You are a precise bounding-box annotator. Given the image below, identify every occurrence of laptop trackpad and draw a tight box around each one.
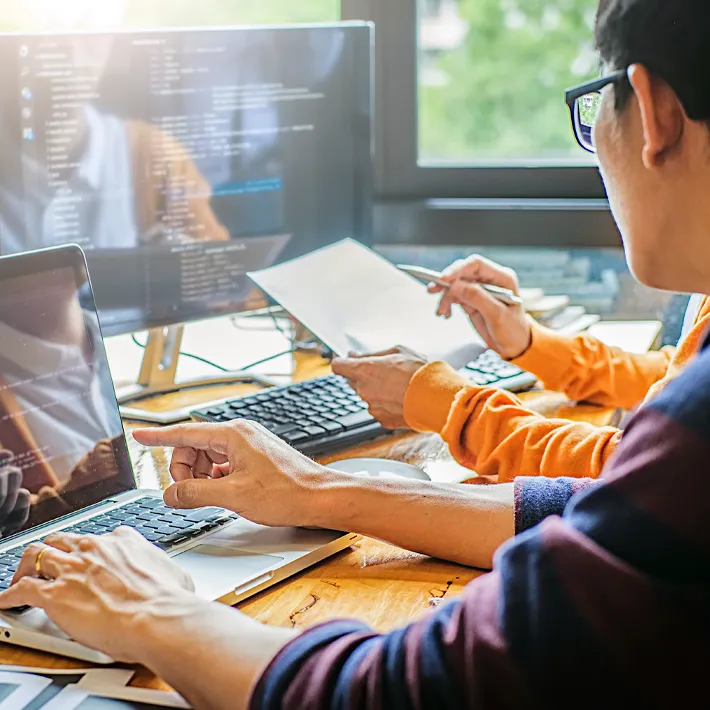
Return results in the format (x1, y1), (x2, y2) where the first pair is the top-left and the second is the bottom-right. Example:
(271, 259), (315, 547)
(173, 545), (283, 600)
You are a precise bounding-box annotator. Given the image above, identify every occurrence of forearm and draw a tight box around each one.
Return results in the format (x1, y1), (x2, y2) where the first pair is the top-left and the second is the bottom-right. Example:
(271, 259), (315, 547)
(445, 388), (622, 481)
(405, 362), (621, 481)
(136, 598), (295, 710)
(512, 321), (673, 408)
(315, 477), (515, 569)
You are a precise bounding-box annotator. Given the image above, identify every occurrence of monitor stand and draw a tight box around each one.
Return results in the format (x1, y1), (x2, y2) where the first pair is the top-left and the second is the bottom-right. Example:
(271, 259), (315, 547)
(116, 325), (274, 425)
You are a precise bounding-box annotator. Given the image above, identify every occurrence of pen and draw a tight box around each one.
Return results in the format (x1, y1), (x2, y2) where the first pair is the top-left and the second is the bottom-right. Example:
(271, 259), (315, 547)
(397, 264), (522, 307)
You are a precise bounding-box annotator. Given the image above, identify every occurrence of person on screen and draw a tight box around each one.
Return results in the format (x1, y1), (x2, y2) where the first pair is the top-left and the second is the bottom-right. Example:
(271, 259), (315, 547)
(0, 36), (229, 256)
(0, 268), (125, 528)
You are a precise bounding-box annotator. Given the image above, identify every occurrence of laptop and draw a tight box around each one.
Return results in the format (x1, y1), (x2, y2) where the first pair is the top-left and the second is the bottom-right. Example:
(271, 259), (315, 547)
(0, 245), (359, 663)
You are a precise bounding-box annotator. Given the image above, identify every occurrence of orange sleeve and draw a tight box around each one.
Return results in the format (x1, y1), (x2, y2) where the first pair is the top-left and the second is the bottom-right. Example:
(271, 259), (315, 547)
(403, 361), (620, 482)
(511, 320), (673, 409)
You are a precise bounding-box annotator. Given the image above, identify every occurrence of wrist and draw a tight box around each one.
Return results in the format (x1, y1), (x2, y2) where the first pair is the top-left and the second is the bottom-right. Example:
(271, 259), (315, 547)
(309, 470), (362, 529)
(132, 596), (294, 710)
(128, 591), (215, 667)
(501, 320), (533, 361)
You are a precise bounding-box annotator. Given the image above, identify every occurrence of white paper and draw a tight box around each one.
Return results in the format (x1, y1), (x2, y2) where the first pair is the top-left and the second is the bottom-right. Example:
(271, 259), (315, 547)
(249, 239), (485, 368)
(587, 320), (662, 354)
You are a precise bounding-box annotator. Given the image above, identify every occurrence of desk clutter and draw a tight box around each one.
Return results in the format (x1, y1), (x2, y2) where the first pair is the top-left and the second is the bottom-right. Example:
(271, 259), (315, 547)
(522, 291), (601, 334)
(0, 666), (188, 708)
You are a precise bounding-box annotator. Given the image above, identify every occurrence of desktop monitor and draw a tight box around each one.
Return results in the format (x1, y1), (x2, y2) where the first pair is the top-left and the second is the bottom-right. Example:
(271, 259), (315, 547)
(0, 23), (374, 337)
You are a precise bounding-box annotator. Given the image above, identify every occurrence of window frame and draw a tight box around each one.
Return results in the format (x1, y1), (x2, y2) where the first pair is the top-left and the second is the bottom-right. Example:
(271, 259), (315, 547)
(341, 0), (620, 248)
(343, 0), (607, 200)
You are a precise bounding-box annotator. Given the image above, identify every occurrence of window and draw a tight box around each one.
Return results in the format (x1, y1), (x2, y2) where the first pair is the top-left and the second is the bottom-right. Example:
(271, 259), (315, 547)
(0, 0), (340, 32)
(418, 0), (599, 164)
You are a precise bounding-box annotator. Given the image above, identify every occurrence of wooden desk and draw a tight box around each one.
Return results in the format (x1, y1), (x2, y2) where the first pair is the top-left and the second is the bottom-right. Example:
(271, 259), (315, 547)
(0, 351), (617, 689)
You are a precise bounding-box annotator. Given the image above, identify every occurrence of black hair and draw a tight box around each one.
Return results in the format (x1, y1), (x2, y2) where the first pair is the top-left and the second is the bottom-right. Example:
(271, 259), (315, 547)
(595, 0), (710, 127)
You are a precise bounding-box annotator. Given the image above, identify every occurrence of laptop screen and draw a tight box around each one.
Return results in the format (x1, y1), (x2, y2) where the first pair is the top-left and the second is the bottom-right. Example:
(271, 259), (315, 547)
(0, 246), (134, 541)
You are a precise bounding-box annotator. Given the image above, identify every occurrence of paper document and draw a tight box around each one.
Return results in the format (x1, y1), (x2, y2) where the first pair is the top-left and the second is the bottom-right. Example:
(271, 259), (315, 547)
(588, 320), (662, 354)
(249, 239), (485, 368)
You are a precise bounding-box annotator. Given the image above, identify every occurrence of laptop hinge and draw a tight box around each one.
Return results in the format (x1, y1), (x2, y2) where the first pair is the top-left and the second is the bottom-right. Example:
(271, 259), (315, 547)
(0, 494), (133, 547)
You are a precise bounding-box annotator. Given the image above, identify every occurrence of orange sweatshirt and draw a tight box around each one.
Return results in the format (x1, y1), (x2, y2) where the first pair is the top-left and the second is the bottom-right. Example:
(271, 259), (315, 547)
(403, 297), (710, 482)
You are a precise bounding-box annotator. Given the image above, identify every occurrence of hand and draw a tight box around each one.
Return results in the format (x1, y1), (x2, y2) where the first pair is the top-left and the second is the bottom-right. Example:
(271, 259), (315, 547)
(332, 346), (428, 429)
(0, 528), (198, 663)
(0, 450), (31, 539)
(430, 255), (532, 360)
(133, 421), (341, 527)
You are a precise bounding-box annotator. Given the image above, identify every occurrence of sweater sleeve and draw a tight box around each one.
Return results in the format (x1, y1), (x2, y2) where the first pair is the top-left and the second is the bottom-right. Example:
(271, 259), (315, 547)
(403, 362), (621, 482)
(514, 476), (598, 533)
(512, 320), (673, 409)
(250, 342), (710, 710)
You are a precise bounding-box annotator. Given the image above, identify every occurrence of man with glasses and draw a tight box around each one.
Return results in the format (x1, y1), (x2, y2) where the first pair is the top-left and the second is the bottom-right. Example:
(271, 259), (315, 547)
(2, 0), (710, 706)
(329, 71), (710, 485)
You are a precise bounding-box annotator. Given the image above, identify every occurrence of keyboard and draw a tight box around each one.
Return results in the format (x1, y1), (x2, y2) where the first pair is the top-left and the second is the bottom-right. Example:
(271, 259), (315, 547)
(0, 496), (237, 590)
(191, 375), (386, 457)
(461, 350), (537, 392)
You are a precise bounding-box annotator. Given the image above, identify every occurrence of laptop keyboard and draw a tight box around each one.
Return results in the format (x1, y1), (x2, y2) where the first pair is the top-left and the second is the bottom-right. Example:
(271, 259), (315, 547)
(0, 497), (238, 590)
(191, 374), (386, 457)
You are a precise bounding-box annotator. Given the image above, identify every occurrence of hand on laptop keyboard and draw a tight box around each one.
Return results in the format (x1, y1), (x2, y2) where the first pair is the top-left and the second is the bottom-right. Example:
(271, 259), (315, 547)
(0, 528), (196, 663)
(0, 497), (238, 591)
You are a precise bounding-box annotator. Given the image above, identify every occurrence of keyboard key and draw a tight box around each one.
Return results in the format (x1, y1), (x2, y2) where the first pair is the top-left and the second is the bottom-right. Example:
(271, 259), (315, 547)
(77, 525), (103, 535)
(111, 512), (134, 522)
(319, 420), (344, 433)
(90, 519), (115, 529)
(334, 411), (374, 430)
(264, 422), (299, 436)
(155, 526), (180, 536)
(163, 519), (194, 530)
(140, 520), (164, 530)
(185, 507), (225, 523)
(132, 525), (155, 535)
(332, 408), (350, 417)
(283, 430), (309, 445)
(163, 508), (191, 518)
(497, 366), (523, 378)
(302, 425), (326, 438)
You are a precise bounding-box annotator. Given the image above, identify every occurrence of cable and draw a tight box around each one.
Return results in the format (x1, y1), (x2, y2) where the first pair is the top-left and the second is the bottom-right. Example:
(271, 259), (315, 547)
(131, 333), (230, 372)
(240, 348), (296, 371)
(130, 334), (295, 373)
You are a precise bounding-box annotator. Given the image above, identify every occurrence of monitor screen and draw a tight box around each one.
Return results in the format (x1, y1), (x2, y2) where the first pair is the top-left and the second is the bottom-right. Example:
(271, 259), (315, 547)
(0, 24), (373, 335)
(0, 247), (134, 541)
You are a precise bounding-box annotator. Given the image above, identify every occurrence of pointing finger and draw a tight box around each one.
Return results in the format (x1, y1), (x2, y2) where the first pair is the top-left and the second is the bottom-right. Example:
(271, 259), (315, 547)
(134, 423), (230, 456)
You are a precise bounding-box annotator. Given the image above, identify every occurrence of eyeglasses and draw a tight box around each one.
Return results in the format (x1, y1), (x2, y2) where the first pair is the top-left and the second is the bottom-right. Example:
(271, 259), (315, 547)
(565, 69), (628, 153)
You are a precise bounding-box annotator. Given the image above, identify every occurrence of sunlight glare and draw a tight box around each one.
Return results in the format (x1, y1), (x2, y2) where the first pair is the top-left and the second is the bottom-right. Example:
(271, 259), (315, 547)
(26, 0), (126, 30)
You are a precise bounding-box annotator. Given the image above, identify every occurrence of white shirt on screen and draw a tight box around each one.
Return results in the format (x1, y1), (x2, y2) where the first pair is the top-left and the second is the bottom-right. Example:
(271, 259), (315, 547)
(0, 314), (122, 484)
